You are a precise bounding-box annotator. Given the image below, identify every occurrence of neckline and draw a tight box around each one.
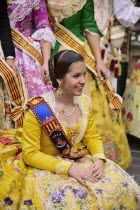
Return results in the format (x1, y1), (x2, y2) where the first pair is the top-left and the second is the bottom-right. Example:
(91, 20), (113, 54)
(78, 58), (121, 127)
(42, 91), (85, 129)
(54, 93), (83, 128)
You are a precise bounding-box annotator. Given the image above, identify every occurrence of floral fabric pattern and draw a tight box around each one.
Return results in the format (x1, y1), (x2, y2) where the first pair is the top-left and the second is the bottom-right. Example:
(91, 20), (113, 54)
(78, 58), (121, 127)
(0, 78), (13, 129)
(0, 131), (139, 209)
(122, 59), (140, 138)
(94, 0), (113, 35)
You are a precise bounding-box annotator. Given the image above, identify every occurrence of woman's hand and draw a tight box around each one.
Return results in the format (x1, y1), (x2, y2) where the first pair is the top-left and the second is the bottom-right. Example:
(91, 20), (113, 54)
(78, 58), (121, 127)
(41, 61), (49, 77)
(68, 164), (98, 186)
(96, 61), (109, 83)
(89, 159), (105, 180)
(42, 61), (52, 85)
(6, 58), (18, 75)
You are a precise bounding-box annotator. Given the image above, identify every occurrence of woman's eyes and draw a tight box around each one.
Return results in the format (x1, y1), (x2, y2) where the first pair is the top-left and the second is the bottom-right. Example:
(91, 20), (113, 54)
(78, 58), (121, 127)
(73, 74), (79, 78)
(73, 73), (86, 78)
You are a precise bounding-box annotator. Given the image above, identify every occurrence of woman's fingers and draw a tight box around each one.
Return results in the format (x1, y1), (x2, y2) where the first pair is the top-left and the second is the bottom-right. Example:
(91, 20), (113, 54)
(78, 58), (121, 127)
(90, 165), (98, 174)
(83, 173), (98, 183)
(92, 169), (104, 178)
(94, 172), (104, 180)
(89, 163), (95, 171)
(78, 178), (87, 187)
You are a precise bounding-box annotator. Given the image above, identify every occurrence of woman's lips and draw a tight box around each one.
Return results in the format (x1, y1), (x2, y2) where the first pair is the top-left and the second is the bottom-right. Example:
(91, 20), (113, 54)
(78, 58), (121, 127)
(75, 86), (83, 92)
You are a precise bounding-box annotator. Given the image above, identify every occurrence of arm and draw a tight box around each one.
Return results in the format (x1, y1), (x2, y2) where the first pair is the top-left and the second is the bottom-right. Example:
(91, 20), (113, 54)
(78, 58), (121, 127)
(31, 0), (56, 75)
(81, 0), (108, 81)
(113, 0), (140, 27)
(40, 40), (51, 76)
(0, 0), (18, 74)
(22, 111), (72, 179)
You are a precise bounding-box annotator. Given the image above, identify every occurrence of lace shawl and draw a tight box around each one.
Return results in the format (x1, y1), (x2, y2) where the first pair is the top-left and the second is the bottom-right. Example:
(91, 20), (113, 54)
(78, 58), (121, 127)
(9, 0), (40, 27)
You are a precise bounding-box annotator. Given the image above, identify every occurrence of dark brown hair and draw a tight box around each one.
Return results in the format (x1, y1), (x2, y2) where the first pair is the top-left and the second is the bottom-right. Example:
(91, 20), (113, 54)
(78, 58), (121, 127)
(48, 50), (84, 88)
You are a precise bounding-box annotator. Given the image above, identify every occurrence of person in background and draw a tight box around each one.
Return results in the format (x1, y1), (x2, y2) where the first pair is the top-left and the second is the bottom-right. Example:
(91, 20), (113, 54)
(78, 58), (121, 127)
(113, 0), (140, 27)
(0, 0), (17, 73)
(7, 0), (56, 98)
(0, 0), (18, 129)
(113, 0), (140, 96)
(0, 0), (56, 129)
(46, 0), (132, 169)
(116, 0), (140, 139)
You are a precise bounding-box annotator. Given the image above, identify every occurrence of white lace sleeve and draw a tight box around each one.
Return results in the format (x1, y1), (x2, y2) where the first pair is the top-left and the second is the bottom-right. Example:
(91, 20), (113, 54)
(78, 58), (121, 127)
(31, 28), (56, 48)
(113, 0), (140, 27)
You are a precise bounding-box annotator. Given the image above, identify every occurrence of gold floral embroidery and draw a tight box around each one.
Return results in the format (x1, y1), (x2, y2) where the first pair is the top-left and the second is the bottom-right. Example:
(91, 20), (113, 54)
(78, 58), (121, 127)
(48, 0), (86, 22)
(69, 130), (80, 143)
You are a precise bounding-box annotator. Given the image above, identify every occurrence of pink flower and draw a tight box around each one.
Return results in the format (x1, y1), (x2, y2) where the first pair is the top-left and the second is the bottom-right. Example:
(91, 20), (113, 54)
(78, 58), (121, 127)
(108, 150), (118, 161)
(110, 108), (115, 117)
(0, 135), (13, 145)
(121, 108), (126, 115)
(127, 112), (133, 121)
(15, 156), (20, 160)
(135, 63), (140, 71)
(13, 168), (20, 173)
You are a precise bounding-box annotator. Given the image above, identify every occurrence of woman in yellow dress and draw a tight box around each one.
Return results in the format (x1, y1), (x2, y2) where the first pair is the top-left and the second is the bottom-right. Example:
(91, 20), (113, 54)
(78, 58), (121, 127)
(0, 50), (139, 209)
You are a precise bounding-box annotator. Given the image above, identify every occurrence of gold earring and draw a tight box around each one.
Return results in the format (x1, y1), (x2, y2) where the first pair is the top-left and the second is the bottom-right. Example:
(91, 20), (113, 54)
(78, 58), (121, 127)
(56, 81), (63, 98)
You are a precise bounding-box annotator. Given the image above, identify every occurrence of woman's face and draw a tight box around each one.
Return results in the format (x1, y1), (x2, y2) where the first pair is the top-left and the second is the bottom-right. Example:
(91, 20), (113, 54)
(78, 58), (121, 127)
(60, 61), (86, 97)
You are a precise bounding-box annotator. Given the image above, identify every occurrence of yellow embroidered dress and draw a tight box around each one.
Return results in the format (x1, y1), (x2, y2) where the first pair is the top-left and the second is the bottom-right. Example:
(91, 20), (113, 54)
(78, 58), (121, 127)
(122, 59), (140, 138)
(0, 91), (140, 209)
(47, 0), (131, 169)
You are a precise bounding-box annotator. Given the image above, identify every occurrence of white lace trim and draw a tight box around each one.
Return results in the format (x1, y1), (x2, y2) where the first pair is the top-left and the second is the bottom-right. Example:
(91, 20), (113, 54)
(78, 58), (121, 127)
(60, 116), (82, 128)
(12, 0), (27, 4)
(41, 91), (91, 145)
(31, 28), (56, 49)
(9, 0), (40, 27)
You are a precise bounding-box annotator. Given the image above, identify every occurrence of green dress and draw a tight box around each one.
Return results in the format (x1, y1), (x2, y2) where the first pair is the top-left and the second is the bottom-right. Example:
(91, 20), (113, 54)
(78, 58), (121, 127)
(48, 0), (132, 169)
